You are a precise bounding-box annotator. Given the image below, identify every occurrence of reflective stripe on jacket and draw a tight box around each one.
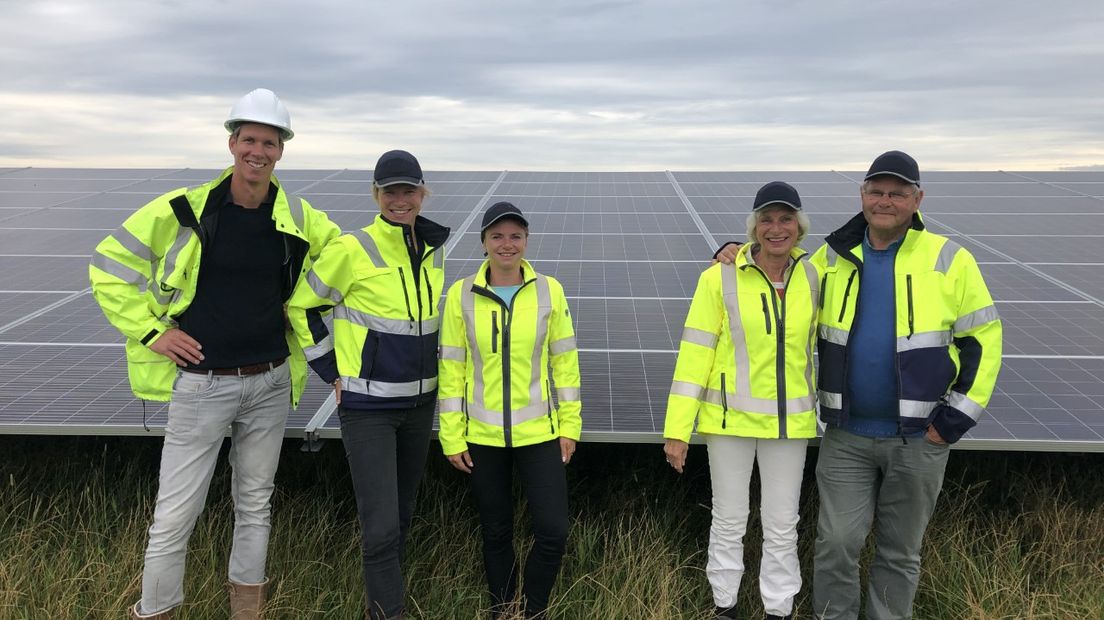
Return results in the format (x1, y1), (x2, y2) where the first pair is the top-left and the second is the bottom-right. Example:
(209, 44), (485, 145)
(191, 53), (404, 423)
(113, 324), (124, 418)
(287, 214), (448, 410)
(811, 212), (1003, 442)
(88, 167), (340, 404)
(663, 244), (821, 443)
(438, 260), (582, 454)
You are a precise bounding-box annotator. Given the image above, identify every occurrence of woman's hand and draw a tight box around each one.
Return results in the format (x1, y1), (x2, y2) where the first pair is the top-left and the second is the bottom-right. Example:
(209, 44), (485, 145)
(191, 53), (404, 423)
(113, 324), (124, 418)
(447, 450), (474, 474)
(560, 437), (577, 465)
(663, 439), (689, 474)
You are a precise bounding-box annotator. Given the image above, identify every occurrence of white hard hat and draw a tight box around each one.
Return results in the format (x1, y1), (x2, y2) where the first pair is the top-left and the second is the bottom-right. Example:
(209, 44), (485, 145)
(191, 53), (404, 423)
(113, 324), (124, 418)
(225, 88), (294, 141)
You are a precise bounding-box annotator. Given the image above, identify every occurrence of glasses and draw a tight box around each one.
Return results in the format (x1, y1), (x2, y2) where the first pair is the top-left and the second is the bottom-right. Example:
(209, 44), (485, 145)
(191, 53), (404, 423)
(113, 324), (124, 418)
(862, 188), (917, 203)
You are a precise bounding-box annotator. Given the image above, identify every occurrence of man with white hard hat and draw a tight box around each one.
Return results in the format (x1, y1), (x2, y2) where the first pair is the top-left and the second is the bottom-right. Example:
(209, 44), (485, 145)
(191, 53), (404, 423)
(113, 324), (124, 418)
(89, 88), (340, 619)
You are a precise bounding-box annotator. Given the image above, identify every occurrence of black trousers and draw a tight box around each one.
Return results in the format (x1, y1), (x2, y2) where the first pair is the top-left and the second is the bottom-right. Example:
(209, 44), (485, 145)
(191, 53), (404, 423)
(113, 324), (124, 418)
(468, 439), (570, 618)
(340, 401), (435, 620)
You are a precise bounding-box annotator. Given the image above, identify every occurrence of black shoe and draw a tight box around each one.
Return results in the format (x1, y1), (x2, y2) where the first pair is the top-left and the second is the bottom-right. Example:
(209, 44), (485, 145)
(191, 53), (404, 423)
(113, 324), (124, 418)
(714, 606), (738, 619)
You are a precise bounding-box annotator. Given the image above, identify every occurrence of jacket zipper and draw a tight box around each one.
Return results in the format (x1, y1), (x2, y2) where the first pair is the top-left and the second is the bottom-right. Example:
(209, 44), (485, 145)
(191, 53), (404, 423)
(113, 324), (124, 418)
(760, 293), (772, 334)
(423, 266), (433, 310)
(546, 379), (555, 434)
(775, 266), (795, 440)
(502, 302), (513, 447)
(365, 333), (380, 394)
(906, 274), (914, 338)
(491, 310), (499, 353)
(838, 270), (857, 322)
(397, 267), (415, 326)
(463, 381), (469, 436)
(720, 372), (729, 429)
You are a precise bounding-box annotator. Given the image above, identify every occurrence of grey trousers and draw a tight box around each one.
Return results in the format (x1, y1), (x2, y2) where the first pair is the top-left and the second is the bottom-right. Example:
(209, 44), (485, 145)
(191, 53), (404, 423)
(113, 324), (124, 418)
(139, 364), (291, 614)
(812, 426), (950, 620)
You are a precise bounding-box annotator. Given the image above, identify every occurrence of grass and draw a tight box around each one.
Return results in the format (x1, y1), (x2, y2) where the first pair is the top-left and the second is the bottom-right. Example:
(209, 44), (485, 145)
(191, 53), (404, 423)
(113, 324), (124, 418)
(0, 436), (1101, 619)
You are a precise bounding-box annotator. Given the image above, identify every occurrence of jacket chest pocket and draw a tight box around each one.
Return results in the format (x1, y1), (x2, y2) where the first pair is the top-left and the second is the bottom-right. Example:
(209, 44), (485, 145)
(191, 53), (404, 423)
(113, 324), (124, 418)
(354, 267), (406, 314)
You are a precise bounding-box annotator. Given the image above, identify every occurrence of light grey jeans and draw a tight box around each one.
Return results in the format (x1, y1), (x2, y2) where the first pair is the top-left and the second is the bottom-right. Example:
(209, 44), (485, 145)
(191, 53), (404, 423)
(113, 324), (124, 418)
(812, 426), (951, 620)
(138, 363), (290, 615)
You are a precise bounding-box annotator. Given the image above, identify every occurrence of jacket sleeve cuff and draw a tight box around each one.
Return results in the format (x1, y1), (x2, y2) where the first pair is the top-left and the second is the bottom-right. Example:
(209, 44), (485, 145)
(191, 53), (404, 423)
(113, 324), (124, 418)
(931, 403), (976, 444)
(712, 241), (742, 260)
(308, 351), (340, 385)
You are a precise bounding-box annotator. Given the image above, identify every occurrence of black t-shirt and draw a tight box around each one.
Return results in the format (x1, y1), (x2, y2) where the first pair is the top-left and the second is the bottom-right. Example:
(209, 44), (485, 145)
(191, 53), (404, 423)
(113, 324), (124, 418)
(177, 191), (290, 370)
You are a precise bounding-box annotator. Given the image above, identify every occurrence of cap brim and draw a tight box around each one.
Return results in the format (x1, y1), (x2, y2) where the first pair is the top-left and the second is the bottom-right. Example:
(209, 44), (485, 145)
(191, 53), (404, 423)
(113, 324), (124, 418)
(374, 177), (425, 188)
(481, 213), (529, 231)
(753, 200), (801, 211)
(864, 171), (919, 185)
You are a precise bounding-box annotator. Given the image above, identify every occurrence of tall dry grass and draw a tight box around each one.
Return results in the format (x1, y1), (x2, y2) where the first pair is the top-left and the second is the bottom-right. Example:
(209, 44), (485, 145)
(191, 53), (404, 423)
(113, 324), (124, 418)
(0, 437), (1100, 618)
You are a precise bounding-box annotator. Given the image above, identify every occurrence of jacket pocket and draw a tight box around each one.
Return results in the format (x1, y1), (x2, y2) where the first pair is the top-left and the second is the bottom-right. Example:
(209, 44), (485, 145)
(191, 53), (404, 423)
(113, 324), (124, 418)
(491, 310), (499, 353)
(838, 270), (857, 322)
(760, 293), (772, 334)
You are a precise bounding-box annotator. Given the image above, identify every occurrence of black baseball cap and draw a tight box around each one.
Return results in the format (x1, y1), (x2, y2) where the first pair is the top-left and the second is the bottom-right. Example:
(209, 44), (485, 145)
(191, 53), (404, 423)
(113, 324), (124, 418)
(373, 150), (424, 187)
(753, 181), (802, 211)
(865, 150), (920, 186)
(480, 201), (528, 236)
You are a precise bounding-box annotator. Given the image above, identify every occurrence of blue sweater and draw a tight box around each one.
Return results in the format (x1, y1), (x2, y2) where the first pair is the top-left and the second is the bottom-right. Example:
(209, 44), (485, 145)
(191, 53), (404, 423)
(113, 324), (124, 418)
(841, 230), (921, 437)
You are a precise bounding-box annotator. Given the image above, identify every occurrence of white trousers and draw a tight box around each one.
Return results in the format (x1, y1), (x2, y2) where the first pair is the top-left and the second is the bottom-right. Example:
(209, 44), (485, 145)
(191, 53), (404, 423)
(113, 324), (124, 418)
(704, 435), (809, 616)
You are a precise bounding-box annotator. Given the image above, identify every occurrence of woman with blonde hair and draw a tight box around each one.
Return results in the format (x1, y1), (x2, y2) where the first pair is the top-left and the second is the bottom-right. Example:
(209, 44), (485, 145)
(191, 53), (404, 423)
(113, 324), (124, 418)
(664, 181), (819, 620)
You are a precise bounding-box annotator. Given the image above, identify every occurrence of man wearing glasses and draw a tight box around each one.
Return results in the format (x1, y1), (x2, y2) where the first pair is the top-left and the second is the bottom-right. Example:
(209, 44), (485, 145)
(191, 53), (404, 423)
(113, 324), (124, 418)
(808, 151), (1002, 618)
(715, 150), (1002, 618)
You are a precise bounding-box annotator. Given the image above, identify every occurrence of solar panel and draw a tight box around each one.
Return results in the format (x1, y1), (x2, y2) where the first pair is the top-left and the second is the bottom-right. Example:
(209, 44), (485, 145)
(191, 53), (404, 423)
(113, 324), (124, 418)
(1, 167), (1102, 452)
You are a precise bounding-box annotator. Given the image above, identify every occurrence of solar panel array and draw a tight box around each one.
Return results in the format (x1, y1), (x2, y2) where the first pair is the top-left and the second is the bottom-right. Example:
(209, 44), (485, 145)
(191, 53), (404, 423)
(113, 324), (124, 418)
(2, 166), (1103, 452)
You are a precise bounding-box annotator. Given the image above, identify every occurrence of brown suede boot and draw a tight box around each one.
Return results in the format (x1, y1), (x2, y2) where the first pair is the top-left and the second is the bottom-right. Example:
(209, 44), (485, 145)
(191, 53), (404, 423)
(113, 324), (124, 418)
(128, 602), (174, 619)
(228, 578), (269, 619)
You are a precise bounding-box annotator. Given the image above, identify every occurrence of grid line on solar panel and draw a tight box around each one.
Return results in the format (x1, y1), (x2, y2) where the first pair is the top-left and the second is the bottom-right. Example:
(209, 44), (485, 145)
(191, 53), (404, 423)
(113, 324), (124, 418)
(1014, 171), (1104, 182)
(672, 172), (848, 182)
(503, 172), (670, 182)
(0, 256), (93, 291)
(922, 214), (1104, 306)
(492, 182), (678, 198)
(679, 182), (860, 198)
(5, 168), (179, 180)
(446, 232), (711, 262)
(445, 259), (701, 298)
(326, 170), (504, 182)
(981, 357), (1104, 442)
(489, 195), (687, 213)
(998, 301), (1104, 357)
(925, 213), (1104, 236)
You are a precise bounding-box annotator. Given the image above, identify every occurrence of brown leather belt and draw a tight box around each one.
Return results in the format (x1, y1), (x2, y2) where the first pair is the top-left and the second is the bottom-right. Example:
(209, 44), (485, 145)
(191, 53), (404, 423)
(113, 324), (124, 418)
(181, 358), (286, 377)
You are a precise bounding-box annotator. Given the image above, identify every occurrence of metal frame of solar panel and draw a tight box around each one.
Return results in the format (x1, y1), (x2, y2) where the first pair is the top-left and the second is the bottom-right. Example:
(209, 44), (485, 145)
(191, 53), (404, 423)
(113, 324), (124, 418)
(2, 167), (1103, 453)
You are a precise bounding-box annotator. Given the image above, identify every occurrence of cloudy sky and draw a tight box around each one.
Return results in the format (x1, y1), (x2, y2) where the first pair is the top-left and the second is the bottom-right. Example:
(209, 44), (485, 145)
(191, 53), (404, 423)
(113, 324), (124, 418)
(2, 0), (1101, 171)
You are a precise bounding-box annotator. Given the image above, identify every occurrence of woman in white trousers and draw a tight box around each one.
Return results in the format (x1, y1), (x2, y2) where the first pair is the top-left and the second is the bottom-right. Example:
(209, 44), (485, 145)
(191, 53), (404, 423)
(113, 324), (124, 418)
(663, 181), (821, 620)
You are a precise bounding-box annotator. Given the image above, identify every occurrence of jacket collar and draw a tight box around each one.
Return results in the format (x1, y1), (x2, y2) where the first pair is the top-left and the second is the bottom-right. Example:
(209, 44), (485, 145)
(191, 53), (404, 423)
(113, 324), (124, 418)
(473, 258), (536, 288)
(376, 213), (450, 248)
(734, 241), (808, 270)
(825, 210), (925, 256)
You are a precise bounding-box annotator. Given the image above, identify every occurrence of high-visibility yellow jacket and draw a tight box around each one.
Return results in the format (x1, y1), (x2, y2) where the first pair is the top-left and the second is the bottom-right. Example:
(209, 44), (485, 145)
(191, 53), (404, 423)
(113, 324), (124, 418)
(811, 212), (1003, 443)
(88, 167), (340, 404)
(287, 214), (449, 410)
(438, 260), (582, 454)
(664, 244), (821, 443)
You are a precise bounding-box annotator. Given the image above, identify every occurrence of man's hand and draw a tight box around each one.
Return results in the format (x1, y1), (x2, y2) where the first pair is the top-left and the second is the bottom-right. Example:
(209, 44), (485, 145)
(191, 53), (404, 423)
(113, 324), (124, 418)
(560, 437), (577, 464)
(925, 425), (947, 445)
(149, 328), (203, 366)
(714, 242), (741, 265)
(333, 378), (342, 405)
(447, 450), (474, 474)
(663, 439), (689, 474)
